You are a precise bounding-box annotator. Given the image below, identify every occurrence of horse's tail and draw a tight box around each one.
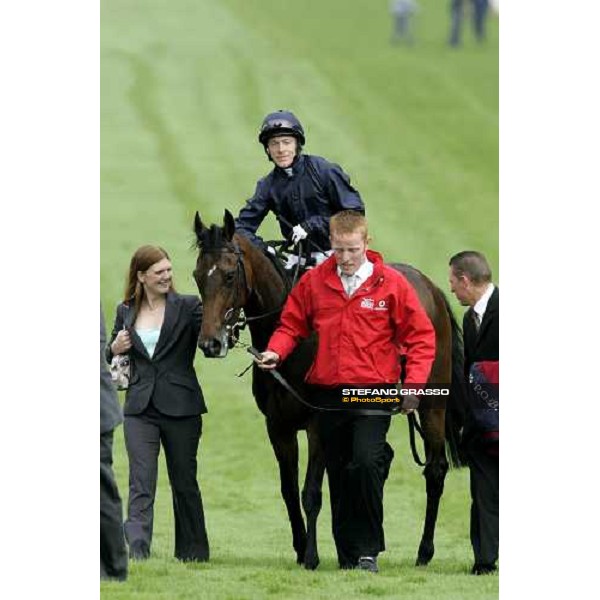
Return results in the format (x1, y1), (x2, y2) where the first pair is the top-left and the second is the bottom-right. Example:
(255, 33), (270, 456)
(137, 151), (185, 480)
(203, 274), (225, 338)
(441, 292), (468, 469)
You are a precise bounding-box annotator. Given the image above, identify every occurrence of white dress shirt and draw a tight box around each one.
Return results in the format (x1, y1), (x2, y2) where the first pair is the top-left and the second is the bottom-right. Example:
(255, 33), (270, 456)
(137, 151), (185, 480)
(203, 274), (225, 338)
(473, 283), (495, 323)
(337, 259), (374, 296)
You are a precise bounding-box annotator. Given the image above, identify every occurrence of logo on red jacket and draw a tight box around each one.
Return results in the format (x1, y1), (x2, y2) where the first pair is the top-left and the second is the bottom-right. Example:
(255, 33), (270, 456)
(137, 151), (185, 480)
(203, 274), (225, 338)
(360, 297), (375, 309)
(375, 299), (388, 311)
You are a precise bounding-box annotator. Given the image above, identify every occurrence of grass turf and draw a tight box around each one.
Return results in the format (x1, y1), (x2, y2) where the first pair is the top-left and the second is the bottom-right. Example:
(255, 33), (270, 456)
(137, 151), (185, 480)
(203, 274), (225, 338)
(101, 1), (498, 597)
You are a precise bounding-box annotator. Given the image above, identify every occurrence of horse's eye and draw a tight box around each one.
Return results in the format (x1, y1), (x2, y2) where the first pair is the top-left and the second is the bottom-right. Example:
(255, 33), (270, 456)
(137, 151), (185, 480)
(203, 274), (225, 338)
(225, 271), (236, 285)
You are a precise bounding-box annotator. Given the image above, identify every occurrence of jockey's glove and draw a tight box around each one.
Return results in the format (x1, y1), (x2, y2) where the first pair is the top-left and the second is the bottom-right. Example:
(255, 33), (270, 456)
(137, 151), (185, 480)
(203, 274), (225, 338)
(291, 224), (308, 244)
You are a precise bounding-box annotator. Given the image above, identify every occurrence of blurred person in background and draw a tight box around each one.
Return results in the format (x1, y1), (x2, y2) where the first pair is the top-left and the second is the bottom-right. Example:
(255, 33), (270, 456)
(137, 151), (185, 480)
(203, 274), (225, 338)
(449, 0), (489, 47)
(449, 251), (499, 575)
(100, 304), (128, 581)
(106, 245), (210, 562)
(235, 110), (364, 268)
(390, 0), (419, 45)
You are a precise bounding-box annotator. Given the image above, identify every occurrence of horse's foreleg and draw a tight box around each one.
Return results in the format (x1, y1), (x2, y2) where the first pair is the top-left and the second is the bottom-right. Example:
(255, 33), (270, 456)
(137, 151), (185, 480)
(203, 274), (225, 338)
(301, 421), (325, 570)
(266, 420), (307, 565)
(416, 409), (449, 566)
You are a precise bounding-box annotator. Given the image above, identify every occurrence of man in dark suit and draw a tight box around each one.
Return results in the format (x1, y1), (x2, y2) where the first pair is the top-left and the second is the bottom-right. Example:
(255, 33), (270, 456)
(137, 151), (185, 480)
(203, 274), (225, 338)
(100, 304), (128, 581)
(449, 251), (498, 575)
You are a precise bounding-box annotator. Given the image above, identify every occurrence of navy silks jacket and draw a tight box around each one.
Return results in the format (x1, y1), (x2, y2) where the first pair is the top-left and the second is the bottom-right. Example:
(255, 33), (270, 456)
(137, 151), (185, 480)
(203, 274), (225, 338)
(235, 154), (364, 251)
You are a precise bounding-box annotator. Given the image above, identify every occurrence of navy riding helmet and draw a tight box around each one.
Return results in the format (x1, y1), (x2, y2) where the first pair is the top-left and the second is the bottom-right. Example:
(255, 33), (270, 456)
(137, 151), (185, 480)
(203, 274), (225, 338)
(258, 110), (306, 148)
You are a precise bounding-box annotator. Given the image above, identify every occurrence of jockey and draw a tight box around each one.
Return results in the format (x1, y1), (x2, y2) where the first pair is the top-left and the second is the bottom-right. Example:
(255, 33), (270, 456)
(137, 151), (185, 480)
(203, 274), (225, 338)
(235, 110), (365, 269)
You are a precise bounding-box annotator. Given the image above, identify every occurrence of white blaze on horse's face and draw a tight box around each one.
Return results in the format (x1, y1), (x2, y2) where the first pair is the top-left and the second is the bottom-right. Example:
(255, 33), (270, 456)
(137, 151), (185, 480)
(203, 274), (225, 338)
(330, 230), (368, 276)
(266, 135), (297, 168)
(207, 265), (217, 277)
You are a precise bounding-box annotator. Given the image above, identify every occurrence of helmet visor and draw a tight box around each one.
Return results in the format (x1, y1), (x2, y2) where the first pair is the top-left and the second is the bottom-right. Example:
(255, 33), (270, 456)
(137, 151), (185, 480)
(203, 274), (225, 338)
(262, 118), (297, 131)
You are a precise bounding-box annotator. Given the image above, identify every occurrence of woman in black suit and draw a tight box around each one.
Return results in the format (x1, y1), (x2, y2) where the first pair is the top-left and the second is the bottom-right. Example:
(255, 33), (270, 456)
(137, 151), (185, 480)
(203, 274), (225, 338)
(107, 245), (209, 562)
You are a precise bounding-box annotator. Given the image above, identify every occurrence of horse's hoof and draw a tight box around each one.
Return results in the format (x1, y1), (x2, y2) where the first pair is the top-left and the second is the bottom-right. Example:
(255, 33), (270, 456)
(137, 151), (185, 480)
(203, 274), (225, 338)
(416, 543), (434, 566)
(303, 556), (320, 570)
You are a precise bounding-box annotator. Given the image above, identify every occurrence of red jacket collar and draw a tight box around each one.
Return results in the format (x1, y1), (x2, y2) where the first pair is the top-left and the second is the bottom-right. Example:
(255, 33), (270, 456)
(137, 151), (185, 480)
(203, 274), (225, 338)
(320, 249), (386, 287)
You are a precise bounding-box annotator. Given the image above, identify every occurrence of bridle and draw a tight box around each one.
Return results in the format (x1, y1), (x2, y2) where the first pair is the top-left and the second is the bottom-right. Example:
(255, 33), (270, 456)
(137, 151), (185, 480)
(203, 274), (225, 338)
(198, 240), (286, 349)
(198, 241), (248, 347)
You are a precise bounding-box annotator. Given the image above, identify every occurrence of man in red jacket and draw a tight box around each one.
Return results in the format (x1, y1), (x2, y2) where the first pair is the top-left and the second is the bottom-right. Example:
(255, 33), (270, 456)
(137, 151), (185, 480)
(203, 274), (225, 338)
(256, 210), (436, 573)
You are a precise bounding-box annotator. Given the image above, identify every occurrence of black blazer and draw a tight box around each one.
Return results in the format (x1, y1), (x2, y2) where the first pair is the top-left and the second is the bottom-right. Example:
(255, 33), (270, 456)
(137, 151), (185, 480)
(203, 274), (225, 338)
(462, 287), (499, 440)
(106, 292), (207, 417)
(463, 287), (499, 376)
(101, 304), (123, 434)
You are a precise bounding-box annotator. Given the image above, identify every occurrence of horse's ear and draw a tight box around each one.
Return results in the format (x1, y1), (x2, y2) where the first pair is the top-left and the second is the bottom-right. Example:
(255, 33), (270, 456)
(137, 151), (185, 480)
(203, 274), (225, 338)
(194, 211), (205, 239)
(223, 209), (235, 241)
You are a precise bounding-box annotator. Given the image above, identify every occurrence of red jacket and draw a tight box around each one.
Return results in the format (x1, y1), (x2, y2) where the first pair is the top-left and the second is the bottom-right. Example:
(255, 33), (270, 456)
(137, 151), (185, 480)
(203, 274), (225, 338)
(267, 250), (436, 386)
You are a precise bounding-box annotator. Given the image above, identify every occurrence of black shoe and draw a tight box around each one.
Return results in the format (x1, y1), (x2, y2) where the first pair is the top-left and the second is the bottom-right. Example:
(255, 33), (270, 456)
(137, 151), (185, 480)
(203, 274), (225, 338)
(129, 540), (150, 561)
(472, 563), (497, 575)
(357, 556), (379, 573)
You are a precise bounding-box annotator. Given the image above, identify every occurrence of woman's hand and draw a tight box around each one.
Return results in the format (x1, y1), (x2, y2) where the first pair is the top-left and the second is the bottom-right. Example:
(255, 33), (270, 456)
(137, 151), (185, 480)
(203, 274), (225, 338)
(112, 328), (132, 355)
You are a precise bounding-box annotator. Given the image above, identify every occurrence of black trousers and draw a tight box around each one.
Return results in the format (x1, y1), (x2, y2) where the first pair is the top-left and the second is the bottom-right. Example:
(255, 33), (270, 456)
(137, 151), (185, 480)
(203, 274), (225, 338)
(100, 431), (128, 580)
(467, 440), (499, 567)
(123, 403), (209, 561)
(317, 407), (394, 567)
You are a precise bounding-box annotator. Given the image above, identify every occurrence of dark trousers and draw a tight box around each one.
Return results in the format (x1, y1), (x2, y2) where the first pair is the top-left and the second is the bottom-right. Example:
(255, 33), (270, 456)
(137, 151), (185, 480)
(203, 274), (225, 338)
(100, 431), (128, 580)
(472, 0), (488, 40)
(123, 403), (209, 561)
(392, 14), (413, 44)
(467, 441), (499, 567)
(317, 409), (394, 567)
(450, 0), (488, 46)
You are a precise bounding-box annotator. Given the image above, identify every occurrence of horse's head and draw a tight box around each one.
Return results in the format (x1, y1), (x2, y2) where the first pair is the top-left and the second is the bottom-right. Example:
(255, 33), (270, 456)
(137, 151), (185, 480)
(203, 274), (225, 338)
(193, 209), (250, 358)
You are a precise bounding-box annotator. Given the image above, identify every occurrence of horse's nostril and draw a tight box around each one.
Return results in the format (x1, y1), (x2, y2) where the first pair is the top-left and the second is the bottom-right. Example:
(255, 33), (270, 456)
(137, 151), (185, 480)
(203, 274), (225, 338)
(199, 338), (222, 358)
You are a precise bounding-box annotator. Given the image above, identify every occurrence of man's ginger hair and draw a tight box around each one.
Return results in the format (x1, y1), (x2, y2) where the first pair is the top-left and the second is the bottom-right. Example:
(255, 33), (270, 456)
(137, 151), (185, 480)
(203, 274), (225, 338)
(329, 210), (369, 240)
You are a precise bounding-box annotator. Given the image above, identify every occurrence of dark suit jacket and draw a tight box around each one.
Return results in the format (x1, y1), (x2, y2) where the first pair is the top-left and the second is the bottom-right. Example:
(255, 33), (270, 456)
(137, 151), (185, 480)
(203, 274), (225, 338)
(101, 304), (124, 434)
(462, 287), (499, 441)
(106, 292), (207, 417)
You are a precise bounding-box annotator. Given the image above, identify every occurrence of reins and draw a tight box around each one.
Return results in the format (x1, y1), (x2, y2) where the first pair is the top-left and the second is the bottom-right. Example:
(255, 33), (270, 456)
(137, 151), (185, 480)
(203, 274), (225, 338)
(246, 345), (428, 465)
(408, 413), (426, 466)
(276, 214), (328, 254)
(245, 347), (393, 415)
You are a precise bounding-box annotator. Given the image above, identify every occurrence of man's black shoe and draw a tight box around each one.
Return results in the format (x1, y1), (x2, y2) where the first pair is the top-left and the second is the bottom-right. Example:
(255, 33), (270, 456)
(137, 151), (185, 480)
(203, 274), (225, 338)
(471, 563), (497, 575)
(357, 556), (379, 573)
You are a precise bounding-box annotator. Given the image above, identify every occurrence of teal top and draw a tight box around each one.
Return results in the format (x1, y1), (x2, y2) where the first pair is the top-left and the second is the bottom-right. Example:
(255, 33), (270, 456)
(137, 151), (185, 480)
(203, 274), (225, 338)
(136, 327), (161, 358)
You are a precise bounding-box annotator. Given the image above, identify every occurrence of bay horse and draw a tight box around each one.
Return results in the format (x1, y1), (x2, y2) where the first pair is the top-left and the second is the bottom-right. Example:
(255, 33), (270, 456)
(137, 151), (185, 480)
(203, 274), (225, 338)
(192, 209), (466, 570)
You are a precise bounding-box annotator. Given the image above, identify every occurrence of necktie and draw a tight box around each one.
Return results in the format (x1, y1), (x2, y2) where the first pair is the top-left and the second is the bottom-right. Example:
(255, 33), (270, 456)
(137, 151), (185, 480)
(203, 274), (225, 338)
(344, 274), (358, 297)
(473, 311), (481, 332)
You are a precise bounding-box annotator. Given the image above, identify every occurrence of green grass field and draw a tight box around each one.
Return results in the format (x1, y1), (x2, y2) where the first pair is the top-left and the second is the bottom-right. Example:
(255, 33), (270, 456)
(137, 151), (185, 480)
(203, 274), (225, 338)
(101, 1), (498, 598)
